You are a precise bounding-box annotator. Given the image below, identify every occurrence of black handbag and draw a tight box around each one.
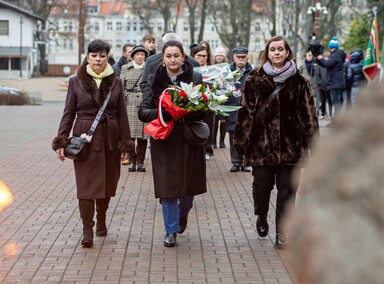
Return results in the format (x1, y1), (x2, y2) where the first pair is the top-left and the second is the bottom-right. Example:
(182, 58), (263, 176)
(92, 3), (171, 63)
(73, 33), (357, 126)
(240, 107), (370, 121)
(64, 136), (88, 160)
(64, 92), (111, 160)
(181, 120), (210, 146)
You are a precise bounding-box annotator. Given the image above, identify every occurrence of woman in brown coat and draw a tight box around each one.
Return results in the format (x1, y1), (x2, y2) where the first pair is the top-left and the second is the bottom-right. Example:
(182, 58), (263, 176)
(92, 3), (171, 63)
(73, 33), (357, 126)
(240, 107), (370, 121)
(234, 36), (319, 250)
(52, 39), (134, 248)
(138, 40), (206, 247)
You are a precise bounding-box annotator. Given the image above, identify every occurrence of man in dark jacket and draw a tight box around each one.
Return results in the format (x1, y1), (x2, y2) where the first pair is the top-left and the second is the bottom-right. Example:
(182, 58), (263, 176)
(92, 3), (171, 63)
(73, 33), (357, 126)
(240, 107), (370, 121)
(113, 43), (134, 77)
(228, 47), (253, 172)
(347, 49), (366, 107)
(317, 36), (346, 122)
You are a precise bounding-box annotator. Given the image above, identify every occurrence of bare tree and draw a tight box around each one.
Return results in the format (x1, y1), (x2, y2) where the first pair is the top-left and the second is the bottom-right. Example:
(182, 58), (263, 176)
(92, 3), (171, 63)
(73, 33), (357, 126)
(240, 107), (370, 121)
(184, 0), (201, 44)
(130, 0), (156, 34)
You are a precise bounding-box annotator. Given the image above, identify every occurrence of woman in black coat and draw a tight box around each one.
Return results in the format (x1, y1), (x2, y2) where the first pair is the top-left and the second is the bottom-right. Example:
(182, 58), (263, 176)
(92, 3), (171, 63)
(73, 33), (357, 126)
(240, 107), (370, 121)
(138, 40), (206, 247)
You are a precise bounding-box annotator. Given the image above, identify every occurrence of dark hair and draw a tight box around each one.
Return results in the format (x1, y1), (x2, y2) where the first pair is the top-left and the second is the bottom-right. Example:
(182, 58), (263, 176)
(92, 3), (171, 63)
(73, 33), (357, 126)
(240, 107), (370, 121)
(143, 34), (155, 42)
(162, 40), (185, 56)
(256, 36), (294, 71)
(198, 40), (213, 65)
(122, 43), (134, 52)
(192, 46), (212, 66)
(87, 39), (111, 55)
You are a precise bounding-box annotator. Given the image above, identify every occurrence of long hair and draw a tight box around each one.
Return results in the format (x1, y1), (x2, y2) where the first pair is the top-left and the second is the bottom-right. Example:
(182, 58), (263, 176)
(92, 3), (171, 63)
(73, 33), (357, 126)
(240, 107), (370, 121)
(198, 40), (213, 65)
(192, 46), (212, 66)
(256, 36), (294, 71)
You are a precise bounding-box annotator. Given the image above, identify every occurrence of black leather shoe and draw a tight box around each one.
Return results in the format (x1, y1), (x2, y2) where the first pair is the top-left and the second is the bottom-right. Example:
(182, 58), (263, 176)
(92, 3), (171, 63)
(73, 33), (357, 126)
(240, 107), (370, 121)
(96, 223), (107, 237)
(178, 215), (188, 234)
(137, 163), (146, 172)
(163, 233), (177, 247)
(213, 143), (217, 148)
(275, 233), (288, 250)
(81, 237), (93, 248)
(128, 162), (136, 172)
(230, 165), (240, 172)
(240, 166), (251, 172)
(219, 142), (226, 148)
(256, 214), (269, 237)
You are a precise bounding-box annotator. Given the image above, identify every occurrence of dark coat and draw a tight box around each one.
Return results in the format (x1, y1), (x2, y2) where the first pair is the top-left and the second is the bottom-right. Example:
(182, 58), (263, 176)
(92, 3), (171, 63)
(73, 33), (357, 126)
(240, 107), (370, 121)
(226, 62), (253, 132)
(347, 51), (366, 88)
(234, 68), (319, 166)
(112, 56), (128, 77)
(318, 49), (346, 91)
(138, 61), (207, 198)
(52, 63), (134, 199)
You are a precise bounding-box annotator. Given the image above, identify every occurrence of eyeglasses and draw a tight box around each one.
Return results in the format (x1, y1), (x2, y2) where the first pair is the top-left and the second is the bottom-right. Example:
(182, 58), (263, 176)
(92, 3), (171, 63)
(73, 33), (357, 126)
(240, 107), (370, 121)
(196, 54), (208, 58)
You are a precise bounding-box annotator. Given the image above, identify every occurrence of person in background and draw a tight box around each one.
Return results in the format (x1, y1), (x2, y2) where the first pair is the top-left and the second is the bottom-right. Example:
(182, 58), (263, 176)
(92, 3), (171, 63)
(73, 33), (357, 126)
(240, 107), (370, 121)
(192, 46), (215, 160)
(108, 50), (116, 66)
(316, 52), (332, 119)
(299, 51), (320, 115)
(199, 40), (214, 65)
(212, 45), (228, 148)
(234, 36), (319, 250)
(120, 45), (149, 171)
(113, 43), (134, 77)
(228, 47), (253, 172)
(317, 36), (346, 126)
(142, 34), (156, 57)
(52, 39), (134, 248)
(347, 48), (366, 108)
(138, 40), (206, 248)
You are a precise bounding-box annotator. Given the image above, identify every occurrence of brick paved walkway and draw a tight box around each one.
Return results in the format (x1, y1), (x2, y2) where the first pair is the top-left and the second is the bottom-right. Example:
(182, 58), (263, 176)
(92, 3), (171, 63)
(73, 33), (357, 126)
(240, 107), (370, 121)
(0, 79), (328, 283)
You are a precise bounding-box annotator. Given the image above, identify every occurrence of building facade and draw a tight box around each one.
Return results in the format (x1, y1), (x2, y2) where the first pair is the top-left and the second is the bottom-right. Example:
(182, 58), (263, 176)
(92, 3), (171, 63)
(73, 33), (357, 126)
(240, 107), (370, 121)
(0, 1), (44, 79)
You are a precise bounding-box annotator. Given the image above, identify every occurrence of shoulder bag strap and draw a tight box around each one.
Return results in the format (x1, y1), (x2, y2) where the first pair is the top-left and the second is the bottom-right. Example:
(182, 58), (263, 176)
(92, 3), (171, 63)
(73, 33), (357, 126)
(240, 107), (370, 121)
(254, 83), (285, 121)
(84, 91), (112, 142)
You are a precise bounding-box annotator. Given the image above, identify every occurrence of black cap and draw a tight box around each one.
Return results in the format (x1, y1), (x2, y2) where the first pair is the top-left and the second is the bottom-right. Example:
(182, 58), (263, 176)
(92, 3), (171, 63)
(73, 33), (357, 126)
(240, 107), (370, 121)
(131, 45), (148, 59)
(232, 47), (248, 56)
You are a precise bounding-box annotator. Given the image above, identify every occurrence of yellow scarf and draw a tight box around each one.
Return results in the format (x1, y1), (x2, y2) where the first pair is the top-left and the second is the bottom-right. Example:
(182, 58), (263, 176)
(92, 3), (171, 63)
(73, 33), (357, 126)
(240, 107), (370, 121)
(86, 63), (114, 88)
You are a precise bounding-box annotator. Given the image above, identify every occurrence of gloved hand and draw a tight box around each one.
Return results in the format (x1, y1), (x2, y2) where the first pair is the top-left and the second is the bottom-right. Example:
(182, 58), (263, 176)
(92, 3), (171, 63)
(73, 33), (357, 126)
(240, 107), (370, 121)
(183, 110), (206, 121)
(161, 107), (173, 122)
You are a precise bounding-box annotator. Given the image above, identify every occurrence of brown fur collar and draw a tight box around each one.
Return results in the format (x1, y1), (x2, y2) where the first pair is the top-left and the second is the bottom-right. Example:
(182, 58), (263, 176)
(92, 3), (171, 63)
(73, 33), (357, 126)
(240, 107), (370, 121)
(76, 63), (117, 106)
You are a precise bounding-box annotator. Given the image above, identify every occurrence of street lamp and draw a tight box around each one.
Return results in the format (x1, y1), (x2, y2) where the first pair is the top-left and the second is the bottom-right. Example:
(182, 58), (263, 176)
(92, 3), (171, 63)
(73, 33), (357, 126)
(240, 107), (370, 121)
(307, 1), (328, 39)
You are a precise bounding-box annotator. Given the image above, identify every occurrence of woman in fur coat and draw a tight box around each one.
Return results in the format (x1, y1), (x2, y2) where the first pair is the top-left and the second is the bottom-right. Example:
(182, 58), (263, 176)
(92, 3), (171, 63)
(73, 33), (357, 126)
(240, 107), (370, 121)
(52, 39), (134, 248)
(234, 36), (319, 250)
(138, 40), (206, 247)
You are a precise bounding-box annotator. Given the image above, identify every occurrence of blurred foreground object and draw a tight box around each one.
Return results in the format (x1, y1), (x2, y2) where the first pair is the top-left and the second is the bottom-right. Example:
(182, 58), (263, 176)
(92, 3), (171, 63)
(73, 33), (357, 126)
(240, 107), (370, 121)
(0, 180), (13, 211)
(287, 83), (384, 284)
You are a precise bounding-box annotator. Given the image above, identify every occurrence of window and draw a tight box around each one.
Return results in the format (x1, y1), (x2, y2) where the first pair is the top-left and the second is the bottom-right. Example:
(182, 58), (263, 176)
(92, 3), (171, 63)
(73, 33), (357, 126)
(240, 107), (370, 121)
(133, 21), (137, 32)
(0, 58), (8, 70)
(255, 23), (260, 31)
(68, 21), (73, 31)
(116, 22), (122, 31)
(0, 20), (9, 36)
(11, 58), (20, 70)
(126, 21), (131, 31)
(183, 21), (188, 32)
(95, 22), (100, 33)
(107, 22), (112, 31)
(116, 40), (122, 51)
(63, 21), (67, 31)
(63, 39), (67, 49)
(69, 39), (73, 50)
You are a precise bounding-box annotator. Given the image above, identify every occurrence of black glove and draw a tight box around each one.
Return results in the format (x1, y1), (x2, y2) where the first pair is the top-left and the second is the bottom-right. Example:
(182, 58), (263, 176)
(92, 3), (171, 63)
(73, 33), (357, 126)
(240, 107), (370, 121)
(184, 110), (206, 121)
(161, 107), (173, 122)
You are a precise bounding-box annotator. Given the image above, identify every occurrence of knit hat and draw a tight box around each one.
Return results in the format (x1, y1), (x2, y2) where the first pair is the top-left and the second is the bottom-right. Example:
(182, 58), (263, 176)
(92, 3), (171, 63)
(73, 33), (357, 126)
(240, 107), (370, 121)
(328, 36), (339, 49)
(214, 46), (227, 57)
(131, 45), (148, 59)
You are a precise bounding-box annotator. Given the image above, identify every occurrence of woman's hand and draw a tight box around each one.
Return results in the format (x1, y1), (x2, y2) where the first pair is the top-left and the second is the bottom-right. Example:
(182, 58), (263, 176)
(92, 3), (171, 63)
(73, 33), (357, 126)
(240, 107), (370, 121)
(56, 148), (65, 161)
(121, 152), (128, 162)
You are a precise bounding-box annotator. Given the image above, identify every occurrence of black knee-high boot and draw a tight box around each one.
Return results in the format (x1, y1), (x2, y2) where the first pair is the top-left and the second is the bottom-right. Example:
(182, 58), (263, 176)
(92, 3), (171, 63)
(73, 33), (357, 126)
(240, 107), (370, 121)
(95, 197), (110, 237)
(219, 121), (226, 148)
(79, 199), (95, 247)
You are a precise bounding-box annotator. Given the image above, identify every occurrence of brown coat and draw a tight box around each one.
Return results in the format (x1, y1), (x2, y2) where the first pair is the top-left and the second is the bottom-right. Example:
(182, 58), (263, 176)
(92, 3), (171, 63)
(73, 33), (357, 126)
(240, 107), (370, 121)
(52, 64), (134, 199)
(234, 68), (319, 166)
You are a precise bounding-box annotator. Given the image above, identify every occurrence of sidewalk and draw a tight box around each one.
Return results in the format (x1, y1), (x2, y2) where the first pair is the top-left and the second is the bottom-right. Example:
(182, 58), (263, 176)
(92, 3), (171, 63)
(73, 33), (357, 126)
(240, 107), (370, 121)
(0, 78), (330, 283)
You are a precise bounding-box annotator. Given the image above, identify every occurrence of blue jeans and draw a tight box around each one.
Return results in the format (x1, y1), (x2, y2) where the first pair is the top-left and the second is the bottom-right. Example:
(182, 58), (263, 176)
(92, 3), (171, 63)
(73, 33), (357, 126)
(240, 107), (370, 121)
(330, 89), (343, 117)
(161, 196), (194, 234)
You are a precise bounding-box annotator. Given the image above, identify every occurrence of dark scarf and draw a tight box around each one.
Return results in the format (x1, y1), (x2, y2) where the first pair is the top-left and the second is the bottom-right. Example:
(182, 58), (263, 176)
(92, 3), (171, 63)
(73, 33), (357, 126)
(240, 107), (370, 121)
(305, 60), (315, 77)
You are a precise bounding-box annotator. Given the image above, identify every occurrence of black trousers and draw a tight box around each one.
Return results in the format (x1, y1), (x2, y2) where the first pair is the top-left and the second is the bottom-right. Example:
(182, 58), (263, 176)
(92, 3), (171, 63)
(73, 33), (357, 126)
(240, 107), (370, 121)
(252, 165), (297, 233)
(128, 138), (148, 164)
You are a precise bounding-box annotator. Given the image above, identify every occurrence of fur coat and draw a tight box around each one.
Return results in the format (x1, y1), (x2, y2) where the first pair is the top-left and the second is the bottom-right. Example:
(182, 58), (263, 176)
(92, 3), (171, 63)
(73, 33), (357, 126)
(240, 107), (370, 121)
(52, 63), (134, 199)
(234, 68), (319, 166)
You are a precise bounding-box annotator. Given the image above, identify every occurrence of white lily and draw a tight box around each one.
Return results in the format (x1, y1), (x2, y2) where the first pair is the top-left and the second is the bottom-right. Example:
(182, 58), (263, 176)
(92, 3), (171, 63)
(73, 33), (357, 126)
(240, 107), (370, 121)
(180, 82), (201, 105)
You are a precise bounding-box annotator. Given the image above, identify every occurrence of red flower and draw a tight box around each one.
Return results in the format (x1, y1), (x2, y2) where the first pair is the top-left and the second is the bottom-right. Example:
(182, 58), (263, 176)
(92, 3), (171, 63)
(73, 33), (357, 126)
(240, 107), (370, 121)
(201, 93), (208, 102)
(179, 90), (187, 98)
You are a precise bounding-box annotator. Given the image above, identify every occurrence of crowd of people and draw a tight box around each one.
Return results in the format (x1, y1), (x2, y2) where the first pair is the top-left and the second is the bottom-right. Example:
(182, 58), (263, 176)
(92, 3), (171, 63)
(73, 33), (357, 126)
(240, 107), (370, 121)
(52, 31), (367, 251)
